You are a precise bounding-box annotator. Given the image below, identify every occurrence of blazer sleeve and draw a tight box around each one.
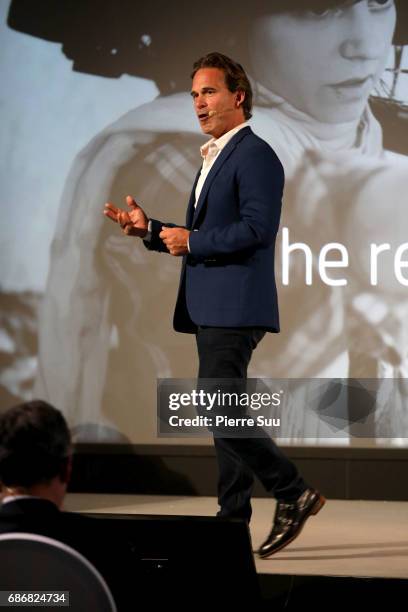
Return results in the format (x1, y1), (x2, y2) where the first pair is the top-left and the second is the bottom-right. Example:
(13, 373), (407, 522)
(188, 143), (284, 258)
(143, 219), (186, 254)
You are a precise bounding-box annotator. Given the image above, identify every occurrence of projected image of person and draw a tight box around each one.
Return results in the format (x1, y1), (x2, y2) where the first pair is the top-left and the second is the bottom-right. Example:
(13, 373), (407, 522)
(245, 0), (399, 385)
(34, 0), (408, 440)
(250, 0), (394, 168)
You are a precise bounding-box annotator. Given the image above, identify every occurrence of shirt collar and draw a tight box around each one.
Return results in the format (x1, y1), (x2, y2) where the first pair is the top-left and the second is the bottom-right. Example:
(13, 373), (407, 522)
(200, 122), (248, 159)
(2, 494), (43, 505)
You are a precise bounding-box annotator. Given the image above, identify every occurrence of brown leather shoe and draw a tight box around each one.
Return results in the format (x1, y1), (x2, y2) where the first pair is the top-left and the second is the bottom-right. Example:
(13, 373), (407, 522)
(258, 488), (326, 558)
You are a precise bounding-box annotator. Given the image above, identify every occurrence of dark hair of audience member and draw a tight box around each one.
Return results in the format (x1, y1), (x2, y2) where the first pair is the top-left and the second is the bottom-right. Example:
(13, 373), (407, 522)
(0, 400), (71, 488)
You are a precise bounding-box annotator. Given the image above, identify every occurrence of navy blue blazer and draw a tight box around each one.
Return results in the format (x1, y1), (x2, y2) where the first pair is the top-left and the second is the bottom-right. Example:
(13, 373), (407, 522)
(145, 126), (284, 333)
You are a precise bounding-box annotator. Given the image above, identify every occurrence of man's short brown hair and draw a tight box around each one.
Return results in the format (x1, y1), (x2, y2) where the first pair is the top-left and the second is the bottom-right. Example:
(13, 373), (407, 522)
(191, 52), (253, 120)
(0, 400), (71, 488)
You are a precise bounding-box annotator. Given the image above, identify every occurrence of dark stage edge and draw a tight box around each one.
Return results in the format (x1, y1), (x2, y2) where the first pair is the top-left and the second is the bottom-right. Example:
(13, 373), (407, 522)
(258, 574), (408, 607)
(64, 494), (408, 606)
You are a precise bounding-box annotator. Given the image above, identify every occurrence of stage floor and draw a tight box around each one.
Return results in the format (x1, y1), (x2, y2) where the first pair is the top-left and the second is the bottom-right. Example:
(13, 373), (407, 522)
(64, 494), (408, 580)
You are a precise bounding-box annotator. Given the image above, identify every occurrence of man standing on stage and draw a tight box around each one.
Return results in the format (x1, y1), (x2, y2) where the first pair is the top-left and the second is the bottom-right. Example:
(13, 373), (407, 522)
(104, 52), (325, 557)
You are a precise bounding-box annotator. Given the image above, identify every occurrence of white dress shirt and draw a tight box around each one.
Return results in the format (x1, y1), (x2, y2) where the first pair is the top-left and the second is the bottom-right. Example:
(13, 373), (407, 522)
(1, 494), (42, 505)
(194, 122), (248, 207)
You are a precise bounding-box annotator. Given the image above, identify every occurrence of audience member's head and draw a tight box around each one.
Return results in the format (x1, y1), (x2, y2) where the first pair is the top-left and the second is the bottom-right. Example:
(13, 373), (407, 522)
(0, 400), (72, 508)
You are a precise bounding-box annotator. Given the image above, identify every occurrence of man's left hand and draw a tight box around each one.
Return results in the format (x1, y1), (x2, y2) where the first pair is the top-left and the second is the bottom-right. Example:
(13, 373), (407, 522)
(159, 227), (190, 256)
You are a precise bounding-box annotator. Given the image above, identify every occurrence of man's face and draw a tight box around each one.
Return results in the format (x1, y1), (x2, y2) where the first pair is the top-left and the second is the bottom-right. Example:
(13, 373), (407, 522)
(249, 0), (396, 124)
(191, 67), (245, 138)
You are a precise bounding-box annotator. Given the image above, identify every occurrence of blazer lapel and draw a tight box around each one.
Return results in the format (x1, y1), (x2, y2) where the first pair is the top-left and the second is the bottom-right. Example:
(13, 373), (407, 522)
(186, 169), (201, 228)
(192, 126), (251, 227)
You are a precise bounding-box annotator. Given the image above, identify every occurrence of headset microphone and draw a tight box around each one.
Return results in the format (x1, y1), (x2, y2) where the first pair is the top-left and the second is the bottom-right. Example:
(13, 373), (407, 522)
(208, 108), (235, 117)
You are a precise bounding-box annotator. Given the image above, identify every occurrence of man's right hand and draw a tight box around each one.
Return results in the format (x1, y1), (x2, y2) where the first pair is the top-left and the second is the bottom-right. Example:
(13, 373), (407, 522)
(103, 195), (149, 238)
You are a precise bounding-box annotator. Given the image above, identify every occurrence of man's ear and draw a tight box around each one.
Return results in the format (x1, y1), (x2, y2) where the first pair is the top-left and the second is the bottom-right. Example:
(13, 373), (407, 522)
(236, 90), (245, 108)
(60, 454), (73, 484)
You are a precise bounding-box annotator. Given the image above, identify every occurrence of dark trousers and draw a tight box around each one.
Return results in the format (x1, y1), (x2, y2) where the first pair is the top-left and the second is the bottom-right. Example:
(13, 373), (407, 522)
(195, 326), (307, 521)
